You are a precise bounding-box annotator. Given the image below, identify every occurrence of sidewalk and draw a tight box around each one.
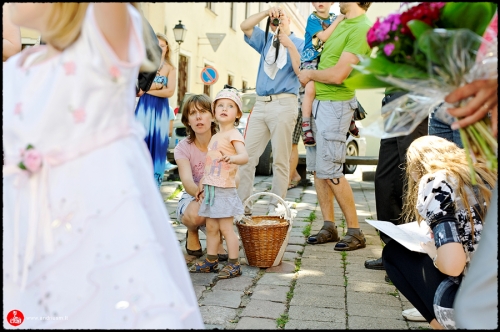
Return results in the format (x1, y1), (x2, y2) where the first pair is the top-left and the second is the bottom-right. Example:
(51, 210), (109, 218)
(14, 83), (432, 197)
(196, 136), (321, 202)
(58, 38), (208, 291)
(161, 166), (431, 329)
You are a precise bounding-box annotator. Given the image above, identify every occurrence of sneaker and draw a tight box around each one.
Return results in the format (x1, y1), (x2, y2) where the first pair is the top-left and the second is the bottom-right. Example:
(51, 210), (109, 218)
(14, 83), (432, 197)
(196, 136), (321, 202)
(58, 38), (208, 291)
(303, 130), (316, 146)
(348, 119), (360, 138)
(218, 262), (242, 279)
(189, 258), (219, 273)
(402, 308), (426, 322)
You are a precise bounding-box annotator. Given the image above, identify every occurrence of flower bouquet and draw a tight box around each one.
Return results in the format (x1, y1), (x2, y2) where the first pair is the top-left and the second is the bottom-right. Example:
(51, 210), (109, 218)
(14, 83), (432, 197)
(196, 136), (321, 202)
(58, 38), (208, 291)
(344, 2), (498, 183)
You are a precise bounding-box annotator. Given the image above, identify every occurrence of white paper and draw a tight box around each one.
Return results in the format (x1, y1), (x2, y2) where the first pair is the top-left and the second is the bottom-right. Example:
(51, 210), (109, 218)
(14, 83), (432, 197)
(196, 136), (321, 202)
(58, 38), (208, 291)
(365, 219), (432, 253)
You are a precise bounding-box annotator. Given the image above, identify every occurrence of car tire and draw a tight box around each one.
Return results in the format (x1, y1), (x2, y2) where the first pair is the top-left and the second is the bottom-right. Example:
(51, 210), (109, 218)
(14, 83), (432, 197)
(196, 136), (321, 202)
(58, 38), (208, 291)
(343, 141), (358, 175)
(256, 141), (273, 176)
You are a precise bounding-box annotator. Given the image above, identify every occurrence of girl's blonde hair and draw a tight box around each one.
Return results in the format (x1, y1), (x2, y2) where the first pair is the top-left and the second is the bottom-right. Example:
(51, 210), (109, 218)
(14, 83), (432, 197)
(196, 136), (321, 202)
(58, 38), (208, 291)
(402, 136), (497, 230)
(155, 32), (174, 68)
(42, 3), (158, 73)
(181, 94), (218, 143)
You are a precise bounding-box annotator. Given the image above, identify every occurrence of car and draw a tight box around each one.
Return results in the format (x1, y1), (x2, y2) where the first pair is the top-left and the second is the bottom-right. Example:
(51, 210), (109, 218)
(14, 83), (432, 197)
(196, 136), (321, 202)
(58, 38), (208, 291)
(167, 92), (366, 175)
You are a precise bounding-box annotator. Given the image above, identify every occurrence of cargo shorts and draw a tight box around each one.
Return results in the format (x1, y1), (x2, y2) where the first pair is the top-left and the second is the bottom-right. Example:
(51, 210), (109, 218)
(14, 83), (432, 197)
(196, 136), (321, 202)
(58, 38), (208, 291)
(306, 97), (357, 179)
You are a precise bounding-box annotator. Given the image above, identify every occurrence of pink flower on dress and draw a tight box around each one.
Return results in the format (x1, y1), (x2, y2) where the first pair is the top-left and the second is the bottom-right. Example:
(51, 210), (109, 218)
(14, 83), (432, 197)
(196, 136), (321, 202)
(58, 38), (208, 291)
(73, 108), (86, 123)
(63, 62), (76, 75)
(14, 103), (22, 115)
(18, 145), (42, 173)
(23, 149), (43, 172)
(109, 66), (121, 79)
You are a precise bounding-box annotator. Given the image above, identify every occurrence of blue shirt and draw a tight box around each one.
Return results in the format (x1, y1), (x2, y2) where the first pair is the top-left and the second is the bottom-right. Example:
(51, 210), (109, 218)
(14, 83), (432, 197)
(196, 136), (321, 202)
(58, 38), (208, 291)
(244, 26), (304, 96)
(301, 12), (336, 62)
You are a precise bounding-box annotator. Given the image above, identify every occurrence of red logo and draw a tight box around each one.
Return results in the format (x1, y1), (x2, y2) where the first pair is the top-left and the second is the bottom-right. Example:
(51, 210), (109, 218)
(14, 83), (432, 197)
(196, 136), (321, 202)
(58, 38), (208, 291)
(6, 310), (24, 326)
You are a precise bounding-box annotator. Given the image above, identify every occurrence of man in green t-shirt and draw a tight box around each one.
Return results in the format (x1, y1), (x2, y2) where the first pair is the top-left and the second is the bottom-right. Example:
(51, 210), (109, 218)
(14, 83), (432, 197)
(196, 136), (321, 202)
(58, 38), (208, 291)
(298, 2), (372, 251)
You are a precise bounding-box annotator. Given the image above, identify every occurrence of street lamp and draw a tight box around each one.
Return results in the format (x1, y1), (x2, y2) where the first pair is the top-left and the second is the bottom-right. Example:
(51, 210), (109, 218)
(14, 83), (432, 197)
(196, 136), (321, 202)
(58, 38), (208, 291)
(173, 20), (187, 46)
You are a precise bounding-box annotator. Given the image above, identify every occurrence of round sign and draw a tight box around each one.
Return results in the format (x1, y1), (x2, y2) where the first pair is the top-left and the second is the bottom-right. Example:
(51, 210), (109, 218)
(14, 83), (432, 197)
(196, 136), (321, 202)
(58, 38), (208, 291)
(200, 66), (218, 85)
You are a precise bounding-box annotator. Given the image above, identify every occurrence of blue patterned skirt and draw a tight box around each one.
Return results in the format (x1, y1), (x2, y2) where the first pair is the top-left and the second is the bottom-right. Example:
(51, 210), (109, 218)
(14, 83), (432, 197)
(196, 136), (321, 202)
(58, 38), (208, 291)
(135, 93), (171, 188)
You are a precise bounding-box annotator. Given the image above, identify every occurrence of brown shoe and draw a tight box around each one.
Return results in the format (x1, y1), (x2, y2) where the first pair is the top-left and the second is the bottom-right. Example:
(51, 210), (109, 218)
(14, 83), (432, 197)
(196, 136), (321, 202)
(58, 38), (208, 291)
(334, 229), (366, 251)
(307, 224), (340, 244)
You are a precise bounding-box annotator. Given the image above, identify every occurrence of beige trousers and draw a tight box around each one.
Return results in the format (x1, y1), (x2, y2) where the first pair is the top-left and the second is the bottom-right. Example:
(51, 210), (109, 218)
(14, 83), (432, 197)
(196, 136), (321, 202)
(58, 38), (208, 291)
(237, 95), (298, 211)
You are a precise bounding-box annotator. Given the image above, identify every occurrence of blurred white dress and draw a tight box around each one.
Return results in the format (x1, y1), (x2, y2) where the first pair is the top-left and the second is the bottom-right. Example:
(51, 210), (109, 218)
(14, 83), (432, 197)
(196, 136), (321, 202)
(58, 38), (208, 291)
(2, 4), (204, 329)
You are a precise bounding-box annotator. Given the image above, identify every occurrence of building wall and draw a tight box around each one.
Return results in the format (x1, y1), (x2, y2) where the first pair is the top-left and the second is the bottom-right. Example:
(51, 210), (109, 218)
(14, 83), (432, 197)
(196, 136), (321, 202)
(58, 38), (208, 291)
(19, 2), (402, 155)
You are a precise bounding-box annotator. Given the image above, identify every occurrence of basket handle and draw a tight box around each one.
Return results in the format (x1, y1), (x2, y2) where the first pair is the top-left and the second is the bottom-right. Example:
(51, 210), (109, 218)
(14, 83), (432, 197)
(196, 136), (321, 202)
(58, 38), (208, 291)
(242, 192), (291, 220)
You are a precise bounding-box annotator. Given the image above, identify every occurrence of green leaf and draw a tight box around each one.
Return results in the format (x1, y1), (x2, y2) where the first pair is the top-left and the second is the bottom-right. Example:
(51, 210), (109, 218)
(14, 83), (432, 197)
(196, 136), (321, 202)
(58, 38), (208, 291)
(26, 144), (34, 150)
(407, 20), (433, 40)
(358, 56), (429, 80)
(440, 3), (497, 36)
(344, 72), (393, 90)
(18, 162), (27, 170)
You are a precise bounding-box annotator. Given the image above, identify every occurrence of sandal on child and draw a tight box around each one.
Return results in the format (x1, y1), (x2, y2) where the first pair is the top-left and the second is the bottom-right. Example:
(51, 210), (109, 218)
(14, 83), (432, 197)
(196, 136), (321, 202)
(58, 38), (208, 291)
(307, 224), (340, 244)
(334, 229), (366, 251)
(218, 262), (242, 279)
(189, 258), (219, 273)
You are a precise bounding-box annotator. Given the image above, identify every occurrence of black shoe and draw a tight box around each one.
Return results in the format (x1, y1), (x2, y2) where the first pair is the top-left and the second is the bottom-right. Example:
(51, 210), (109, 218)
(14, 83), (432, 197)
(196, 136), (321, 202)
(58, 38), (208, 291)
(364, 257), (385, 270)
(185, 232), (203, 257)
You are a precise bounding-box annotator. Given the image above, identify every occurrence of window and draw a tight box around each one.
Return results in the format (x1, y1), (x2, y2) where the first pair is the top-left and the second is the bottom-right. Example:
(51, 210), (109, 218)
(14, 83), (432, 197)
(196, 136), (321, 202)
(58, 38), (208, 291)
(228, 75), (234, 88)
(177, 54), (189, 107)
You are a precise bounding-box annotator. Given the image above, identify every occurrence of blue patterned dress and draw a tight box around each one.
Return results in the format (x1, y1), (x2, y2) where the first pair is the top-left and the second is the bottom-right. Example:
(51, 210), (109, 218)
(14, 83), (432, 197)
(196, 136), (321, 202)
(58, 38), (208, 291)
(135, 74), (171, 188)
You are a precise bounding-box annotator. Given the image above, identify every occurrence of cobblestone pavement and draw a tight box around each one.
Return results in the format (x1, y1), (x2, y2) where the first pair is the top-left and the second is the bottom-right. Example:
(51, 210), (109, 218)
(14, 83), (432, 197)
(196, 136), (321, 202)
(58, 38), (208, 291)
(160, 166), (431, 330)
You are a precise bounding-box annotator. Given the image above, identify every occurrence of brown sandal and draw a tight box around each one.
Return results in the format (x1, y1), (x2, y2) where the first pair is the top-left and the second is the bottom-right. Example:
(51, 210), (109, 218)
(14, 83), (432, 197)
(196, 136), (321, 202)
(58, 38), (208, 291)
(307, 224), (340, 244)
(334, 229), (366, 251)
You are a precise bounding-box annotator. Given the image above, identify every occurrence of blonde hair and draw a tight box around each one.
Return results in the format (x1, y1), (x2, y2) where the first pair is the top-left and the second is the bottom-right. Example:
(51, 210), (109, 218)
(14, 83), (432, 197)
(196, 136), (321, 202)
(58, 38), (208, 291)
(42, 3), (158, 73)
(402, 136), (497, 231)
(155, 32), (174, 68)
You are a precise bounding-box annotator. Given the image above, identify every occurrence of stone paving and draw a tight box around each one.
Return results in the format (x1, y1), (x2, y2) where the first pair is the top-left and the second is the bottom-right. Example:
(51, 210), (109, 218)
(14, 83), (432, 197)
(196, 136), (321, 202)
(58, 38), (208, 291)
(160, 166), (431, 330)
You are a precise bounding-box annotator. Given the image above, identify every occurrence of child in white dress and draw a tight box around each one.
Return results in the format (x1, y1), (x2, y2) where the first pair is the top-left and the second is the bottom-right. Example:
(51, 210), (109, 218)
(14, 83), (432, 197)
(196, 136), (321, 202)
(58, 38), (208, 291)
(190, 87), (249, 279)
(2, 3), (203, 329)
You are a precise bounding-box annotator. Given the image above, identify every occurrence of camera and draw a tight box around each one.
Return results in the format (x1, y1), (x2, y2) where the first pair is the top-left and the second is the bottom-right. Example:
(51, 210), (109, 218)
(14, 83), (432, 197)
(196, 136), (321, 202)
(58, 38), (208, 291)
(272, 18), (280, 26)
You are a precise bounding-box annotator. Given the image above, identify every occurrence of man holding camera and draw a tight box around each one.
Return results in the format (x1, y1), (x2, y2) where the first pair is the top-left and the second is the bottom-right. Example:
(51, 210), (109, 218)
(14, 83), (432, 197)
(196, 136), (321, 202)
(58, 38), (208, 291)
(298, 3), (372, 250)
(238, 6), (304, 213)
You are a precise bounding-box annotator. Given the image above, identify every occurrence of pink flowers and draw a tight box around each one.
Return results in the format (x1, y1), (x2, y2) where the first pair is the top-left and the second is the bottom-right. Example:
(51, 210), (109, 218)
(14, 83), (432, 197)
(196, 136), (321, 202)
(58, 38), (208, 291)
(73, 108), (86, 123)
(63, 62), (76, 75)
(109, 66), (121, 80)
(383, 43), (395, 56)
(18, 145), (42, 173)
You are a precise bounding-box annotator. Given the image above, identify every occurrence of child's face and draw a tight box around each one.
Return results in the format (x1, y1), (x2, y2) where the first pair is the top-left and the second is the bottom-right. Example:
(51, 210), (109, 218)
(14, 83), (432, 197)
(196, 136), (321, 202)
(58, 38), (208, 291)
(8, 3), (51, 31)
(312, 2), (334, 15)
(214, 98), (240, 125)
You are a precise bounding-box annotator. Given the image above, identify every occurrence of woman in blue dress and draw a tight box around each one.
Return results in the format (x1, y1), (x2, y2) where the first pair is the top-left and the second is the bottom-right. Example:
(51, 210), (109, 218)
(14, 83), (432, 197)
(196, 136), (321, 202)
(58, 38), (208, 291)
(135, 32), (177, 188)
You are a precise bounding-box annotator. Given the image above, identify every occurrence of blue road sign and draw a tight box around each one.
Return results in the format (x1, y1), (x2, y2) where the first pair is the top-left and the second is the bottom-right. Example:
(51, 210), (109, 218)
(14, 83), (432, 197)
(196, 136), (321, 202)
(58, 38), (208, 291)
(200, 66), (218, 85)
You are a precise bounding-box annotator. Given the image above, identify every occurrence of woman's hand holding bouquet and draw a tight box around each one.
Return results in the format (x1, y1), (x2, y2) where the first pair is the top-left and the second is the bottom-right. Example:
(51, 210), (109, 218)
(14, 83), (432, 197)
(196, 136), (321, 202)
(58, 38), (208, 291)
(344, 2), (498, 184)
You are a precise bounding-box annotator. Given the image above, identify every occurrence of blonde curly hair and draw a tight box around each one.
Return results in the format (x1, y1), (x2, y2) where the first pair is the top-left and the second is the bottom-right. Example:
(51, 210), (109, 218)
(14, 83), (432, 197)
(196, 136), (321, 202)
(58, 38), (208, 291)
(402, 136), (497, 232)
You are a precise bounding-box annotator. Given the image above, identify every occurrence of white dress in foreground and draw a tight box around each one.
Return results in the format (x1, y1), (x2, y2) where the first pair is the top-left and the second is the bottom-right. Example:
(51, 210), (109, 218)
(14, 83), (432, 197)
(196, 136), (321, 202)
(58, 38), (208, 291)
(2, 4), (204, 329)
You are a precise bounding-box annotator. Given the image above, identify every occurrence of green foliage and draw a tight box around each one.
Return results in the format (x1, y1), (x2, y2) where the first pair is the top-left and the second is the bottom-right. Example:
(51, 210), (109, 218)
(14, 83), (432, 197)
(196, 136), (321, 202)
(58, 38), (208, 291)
(276, 314), (289, 328)
(440, 2), (497, 37)
(302, 224), (311, 237)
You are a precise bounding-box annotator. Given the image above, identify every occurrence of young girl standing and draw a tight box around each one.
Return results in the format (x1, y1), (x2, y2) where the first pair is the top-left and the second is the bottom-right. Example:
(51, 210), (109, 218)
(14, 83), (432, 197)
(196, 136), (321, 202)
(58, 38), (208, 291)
(190, 87), (248, 279)
(3, 3), (203, 329)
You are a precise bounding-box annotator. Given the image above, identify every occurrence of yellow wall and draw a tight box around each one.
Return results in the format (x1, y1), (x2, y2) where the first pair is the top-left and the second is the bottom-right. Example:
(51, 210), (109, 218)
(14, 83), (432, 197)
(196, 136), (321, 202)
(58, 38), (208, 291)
(20, 2), (402, 155)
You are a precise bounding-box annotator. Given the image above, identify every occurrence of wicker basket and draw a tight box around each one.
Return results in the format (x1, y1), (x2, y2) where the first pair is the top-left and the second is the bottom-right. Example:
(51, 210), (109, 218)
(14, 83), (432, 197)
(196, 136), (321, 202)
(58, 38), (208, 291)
(237, 192), (291, 268)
